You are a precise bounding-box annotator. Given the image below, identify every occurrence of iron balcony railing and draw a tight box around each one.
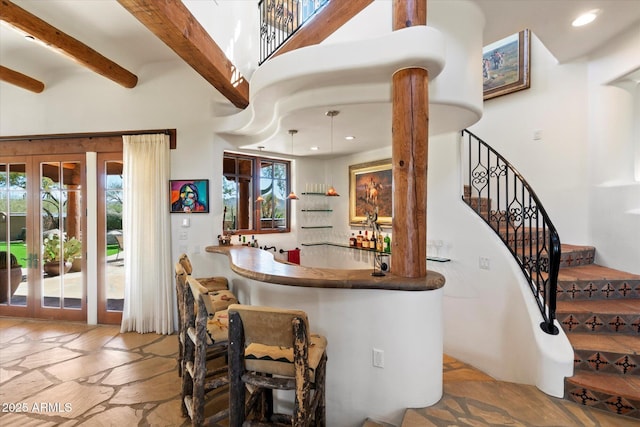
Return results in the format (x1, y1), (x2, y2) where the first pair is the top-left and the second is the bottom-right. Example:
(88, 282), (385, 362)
(461, 129), (561, 335)
(258, 0), (329, 64)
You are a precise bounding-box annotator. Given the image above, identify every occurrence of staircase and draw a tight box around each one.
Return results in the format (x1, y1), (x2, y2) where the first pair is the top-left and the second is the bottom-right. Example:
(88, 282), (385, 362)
(557, 244), (640, 420)
(460, 130), (640, 421)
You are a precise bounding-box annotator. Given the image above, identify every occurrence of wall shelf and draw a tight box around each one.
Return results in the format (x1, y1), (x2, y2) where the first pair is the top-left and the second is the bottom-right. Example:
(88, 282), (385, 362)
(301, 241), (391, 255)
(300, 226), (333, 229)
(301, 209), (333, 212)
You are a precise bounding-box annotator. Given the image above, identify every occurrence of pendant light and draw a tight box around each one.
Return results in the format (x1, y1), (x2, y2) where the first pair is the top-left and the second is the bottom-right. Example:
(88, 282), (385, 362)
(325, 110), (340, 196)
(256, 146), (265, 202)
(287, 129), (299, 200)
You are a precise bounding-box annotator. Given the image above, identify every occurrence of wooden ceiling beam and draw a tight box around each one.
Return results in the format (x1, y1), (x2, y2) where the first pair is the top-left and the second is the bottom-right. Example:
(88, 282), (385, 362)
(0, 65), (44, 93)
(271, 0), (374, 58)
(0, 0), (138, 88)
(117, 0), (250, 109)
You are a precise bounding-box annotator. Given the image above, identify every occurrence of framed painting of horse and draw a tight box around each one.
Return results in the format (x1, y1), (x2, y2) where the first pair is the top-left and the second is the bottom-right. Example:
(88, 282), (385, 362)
(349, 159), (392, 227)
(483, 29), (530, 100)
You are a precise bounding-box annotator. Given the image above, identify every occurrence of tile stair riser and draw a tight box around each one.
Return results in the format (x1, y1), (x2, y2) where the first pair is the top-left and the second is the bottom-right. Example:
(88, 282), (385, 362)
(564, 379), (640, 420)
(573, 349), (640, 377)
(559, 312), (640, 335)
(557, 279), (640, 301)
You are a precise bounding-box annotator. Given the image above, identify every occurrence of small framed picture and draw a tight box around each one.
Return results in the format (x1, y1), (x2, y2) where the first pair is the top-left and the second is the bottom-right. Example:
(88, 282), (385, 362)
(483, 29), (531, 100)
(170, 179), (209, 213)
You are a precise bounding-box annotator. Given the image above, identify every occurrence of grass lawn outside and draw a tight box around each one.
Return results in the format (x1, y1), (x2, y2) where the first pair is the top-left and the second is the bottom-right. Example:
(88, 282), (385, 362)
(0, 242), (120, 266)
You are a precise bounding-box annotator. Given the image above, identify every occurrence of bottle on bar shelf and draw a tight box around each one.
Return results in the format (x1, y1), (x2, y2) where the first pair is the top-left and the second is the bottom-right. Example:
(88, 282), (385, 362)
(349, 233), (356, 247)
(384, 233), (391, 253)
(376, 233), (383, 252)
(363, 230), (369, 249)
(357, 231), (363, 248)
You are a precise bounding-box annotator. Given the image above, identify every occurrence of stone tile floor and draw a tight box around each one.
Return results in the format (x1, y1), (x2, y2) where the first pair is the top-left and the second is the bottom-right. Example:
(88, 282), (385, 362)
(1, 317), (638, 426)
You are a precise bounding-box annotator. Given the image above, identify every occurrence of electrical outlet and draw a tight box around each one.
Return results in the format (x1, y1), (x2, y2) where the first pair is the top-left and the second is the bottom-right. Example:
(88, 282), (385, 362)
(479, 256), (490, 270)
(372, 348), (384, 368)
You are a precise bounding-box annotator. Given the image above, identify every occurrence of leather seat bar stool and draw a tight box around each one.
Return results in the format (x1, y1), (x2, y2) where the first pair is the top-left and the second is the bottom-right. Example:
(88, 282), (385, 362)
(228, 304), (328, 427)
(182, 275), (232, 425)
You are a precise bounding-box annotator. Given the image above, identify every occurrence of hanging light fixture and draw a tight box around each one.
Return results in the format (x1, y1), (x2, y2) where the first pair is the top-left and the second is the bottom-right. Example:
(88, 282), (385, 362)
(325, 110), (340, 196)
(287, 129), (299, 200)
(256, 146), (265, 203)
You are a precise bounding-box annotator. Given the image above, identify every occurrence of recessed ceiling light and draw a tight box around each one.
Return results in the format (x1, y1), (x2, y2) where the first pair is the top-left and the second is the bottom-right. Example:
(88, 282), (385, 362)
(345, 136), (356, 141)
(572, 9), (601, 27)
(310, 146), (319, 151)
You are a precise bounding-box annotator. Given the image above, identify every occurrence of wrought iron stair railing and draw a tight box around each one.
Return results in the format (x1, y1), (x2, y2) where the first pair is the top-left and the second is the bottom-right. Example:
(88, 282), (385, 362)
(259, 0), (329, 64)
(461, 129), (561, 335)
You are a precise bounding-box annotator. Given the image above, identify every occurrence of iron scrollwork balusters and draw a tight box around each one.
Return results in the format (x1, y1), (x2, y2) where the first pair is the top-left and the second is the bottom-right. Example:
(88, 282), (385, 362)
(462, 130), (561, 335)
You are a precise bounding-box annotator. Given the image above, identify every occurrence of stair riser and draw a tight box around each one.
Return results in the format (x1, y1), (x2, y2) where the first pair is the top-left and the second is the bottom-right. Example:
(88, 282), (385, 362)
(558, 249), (595, 268)
(557, 280), (640, 301)
(559, 313), (640, 335)
(574, 350), (640, 377)
(564, 380), (640, 420)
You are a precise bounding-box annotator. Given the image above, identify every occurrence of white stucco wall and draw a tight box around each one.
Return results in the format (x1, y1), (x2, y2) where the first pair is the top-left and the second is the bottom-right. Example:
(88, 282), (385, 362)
(586, 24), (640, 273)
(469, 34), (590, 246)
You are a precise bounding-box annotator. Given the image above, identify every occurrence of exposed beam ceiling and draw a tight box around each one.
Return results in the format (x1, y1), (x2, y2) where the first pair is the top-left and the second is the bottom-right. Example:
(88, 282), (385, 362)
(0, 0), (138, 89)
(0, 64), (43, 93)
(272, 0), (374, 59)
(117, 0), (250, 109)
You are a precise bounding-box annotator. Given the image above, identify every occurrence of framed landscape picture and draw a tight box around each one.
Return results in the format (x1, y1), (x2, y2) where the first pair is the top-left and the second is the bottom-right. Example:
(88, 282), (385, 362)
(170, 179), (209, 213)
(483, 29), (530, 100)
(349, 159), (392, 227)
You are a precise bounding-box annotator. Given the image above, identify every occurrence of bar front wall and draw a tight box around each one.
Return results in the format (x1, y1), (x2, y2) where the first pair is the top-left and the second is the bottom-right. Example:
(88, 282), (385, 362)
(203, 246), (444, 426)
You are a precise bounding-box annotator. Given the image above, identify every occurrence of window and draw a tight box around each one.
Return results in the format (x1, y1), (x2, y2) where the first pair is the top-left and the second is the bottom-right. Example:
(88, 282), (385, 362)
(223, 152), (291, 234)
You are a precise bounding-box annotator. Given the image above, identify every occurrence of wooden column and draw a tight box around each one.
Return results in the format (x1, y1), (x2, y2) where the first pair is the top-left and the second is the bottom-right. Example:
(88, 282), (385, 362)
(391, 0), (428, 278)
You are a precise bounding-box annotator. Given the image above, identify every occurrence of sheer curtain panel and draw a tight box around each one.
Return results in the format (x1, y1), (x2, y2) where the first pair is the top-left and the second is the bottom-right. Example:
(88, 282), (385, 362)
(120, 134), (174, 334)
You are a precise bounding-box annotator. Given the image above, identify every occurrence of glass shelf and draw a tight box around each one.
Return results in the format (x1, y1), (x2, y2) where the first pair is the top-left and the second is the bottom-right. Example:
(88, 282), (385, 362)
(301, 192), (327, 196)
(301, 241), (391, 254)
(300, 226), (333, 229)
(427, 256), (451, 263)
(301, 209), (333, 212)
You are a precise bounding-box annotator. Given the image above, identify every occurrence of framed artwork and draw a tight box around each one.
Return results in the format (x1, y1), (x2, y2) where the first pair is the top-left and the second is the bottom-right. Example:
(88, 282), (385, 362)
(349, 159), (392, 227)
(170, 179), (209, 213)
(483, 29), (530, 100)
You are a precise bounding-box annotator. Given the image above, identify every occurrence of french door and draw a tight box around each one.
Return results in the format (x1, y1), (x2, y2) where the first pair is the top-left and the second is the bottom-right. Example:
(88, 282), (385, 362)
(97, 153), (124, 324)
(0, 154), (86, 321)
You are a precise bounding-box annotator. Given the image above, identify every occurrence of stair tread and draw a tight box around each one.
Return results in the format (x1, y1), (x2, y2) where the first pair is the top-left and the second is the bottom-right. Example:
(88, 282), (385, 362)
(568, 333), (640, 355)
(567, 371), (640, 399)
(557, 298), (640, 315)
(562, 244), (596, 252)
(559, 264), (640, 281)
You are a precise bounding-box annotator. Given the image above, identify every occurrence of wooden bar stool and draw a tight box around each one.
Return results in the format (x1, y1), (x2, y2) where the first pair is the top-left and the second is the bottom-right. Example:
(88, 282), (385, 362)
(228, 304), (328, 427)
(175, 254), (238, 378)
(182, 275), (231, 425)
(178, 253), (229, 292)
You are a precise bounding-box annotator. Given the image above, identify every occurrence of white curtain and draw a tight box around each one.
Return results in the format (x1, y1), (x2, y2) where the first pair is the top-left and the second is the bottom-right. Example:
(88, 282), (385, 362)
(120, 134), (174, 334)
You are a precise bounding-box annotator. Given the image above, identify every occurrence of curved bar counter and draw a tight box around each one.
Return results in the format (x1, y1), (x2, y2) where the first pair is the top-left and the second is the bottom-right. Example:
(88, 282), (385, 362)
(205, 245), (445, 426)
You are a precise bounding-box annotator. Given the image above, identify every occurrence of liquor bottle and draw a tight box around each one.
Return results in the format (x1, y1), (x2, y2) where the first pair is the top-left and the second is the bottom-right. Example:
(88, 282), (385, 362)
(356, 231), (363, 248)
(349, 233), (356, 247)
(376, 234), (383, 252)
(370, 232), (376, 250)
(363, 230), (369, 249)
(384, 233), (391, 253)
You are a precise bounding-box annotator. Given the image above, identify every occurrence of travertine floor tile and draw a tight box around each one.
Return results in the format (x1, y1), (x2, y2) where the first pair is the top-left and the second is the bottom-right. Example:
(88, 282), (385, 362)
(79, 406), (143, 426)
(0, 370), (55, 402)
(45, 349), (142, 382)
(19, 347), (83, 370)
(109, 370), (180, 405)
(25, 382), (113, 419)
(101, 356), (175, 386)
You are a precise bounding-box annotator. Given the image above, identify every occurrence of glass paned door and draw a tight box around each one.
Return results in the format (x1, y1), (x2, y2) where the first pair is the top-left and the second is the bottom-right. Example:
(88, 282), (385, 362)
(98, 154), (124, 324)
(0, 155), (85, 320)
(0, 160), (28, 313)
(38, 157), (86, 320)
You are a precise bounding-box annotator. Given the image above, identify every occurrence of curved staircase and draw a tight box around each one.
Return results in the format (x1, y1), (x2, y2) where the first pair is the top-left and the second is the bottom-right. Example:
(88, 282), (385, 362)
(557, 244), (640, 420)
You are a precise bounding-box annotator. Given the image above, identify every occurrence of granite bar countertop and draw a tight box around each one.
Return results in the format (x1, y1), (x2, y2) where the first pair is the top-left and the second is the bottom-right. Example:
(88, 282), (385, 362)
(205, 245), (445, 291)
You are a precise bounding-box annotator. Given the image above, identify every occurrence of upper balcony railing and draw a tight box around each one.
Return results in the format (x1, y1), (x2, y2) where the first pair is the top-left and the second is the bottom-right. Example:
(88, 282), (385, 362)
(259, 0), (329, 65)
